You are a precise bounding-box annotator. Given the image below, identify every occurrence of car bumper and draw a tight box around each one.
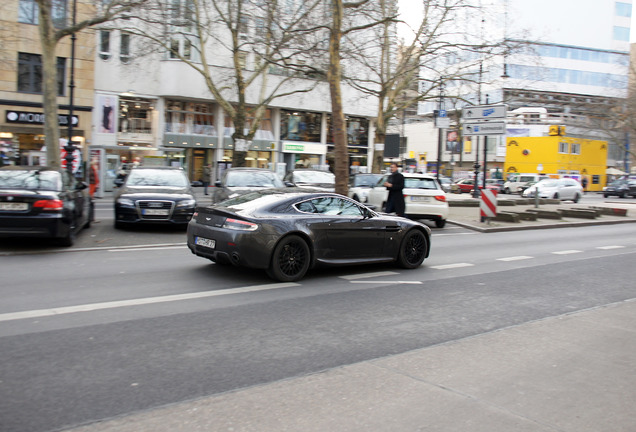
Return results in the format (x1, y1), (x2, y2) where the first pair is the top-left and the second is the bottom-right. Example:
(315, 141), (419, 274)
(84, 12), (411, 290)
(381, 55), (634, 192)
(115, 204), (195, 225)
(404, 200), (449, 220)
(0, 214), (70, 239)
(186, 221), (276, 269)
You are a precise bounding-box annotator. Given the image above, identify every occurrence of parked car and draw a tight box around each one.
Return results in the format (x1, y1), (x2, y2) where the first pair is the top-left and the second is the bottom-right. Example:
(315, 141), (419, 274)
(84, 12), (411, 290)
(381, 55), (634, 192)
(0, 166), (92, 246)
(522, 178), (583, 202)
(187, 189), (431, 281)
(503, 173), (549, 194)
(485, 179), (505, 193)
(438, 177), (452, 193)
(603, 178), (636, 198)
(348, 173), (382, 203)
(366, 173), (449, 228)
(451, 178), (481, 194)
(114, 166), (197, 228)
(212, 167), (286, 203)
(283, 169), (336, 192)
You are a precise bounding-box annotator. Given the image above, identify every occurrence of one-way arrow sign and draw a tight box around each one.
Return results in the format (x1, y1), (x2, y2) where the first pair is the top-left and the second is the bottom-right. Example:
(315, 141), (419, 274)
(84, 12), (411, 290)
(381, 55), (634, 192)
(462, 104), (507, 120)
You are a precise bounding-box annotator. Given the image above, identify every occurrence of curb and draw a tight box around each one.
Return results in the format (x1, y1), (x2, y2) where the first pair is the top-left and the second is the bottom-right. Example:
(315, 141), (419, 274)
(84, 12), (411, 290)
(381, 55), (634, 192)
(448, 217), (636, 233)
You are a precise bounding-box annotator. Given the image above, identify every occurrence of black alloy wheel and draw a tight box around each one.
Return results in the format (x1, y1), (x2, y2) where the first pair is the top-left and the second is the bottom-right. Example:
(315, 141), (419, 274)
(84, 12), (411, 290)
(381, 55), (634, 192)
(267, 235), (311, 282)
(397, 229), (427, 269)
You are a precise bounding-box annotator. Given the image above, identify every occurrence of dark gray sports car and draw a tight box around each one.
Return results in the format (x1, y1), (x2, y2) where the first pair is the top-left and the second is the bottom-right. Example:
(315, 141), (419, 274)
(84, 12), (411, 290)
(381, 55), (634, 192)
(187, 189), (432, 281)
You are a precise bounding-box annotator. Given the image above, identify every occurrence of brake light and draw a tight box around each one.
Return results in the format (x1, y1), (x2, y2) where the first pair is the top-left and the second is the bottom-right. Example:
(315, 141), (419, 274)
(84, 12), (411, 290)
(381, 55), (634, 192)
(434, 195), (446, 202)
(33, 199), (64, 210)
(223, 218), (258, 231)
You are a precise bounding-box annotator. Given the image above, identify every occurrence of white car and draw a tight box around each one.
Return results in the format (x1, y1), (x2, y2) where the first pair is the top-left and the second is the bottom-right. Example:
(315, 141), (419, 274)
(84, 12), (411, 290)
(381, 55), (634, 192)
(366, 173), (449, 228)
(522, 178), (583, 202)
(348, 173), (383, 203)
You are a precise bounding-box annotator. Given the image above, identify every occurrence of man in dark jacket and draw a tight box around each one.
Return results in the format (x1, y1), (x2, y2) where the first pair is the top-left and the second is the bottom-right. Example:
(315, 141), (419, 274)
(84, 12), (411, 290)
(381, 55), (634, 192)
(384, 163), (405, 217)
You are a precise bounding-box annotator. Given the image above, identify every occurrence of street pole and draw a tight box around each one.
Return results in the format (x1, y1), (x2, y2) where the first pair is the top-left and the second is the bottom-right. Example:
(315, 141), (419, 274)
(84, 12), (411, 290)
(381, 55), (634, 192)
(435, 78), (444, 181)
(65, 0), (77, 176)
(482, 94), (489, 189)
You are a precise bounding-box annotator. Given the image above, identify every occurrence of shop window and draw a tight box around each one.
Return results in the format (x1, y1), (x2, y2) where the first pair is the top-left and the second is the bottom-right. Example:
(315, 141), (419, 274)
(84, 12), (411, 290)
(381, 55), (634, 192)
(17, 53), (66, 96)
(225, 108), (274, 141)
(99, 30), (111, 60)
(326, 115), (369, 146)
(119, 99), (154, 134)
(165, 100), (217, 136)
(281, 110), (321, 142)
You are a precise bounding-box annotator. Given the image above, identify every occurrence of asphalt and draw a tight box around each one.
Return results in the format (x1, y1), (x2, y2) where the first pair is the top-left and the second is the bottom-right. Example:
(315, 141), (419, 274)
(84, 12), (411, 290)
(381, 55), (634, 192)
(64, 192), (636, 432)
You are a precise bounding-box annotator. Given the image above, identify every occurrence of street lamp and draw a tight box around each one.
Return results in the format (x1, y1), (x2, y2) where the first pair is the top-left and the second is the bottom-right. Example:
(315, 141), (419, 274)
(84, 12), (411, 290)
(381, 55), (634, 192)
(65, 0), (78, 176)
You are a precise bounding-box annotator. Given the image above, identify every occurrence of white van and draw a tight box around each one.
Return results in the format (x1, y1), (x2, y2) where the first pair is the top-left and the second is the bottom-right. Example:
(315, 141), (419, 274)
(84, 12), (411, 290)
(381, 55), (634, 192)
(503, 173), (550, 194)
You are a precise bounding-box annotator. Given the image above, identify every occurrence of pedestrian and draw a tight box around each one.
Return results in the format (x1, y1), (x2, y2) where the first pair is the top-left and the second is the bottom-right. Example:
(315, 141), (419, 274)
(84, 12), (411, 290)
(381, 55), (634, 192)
(88, 159), (99, 198)
(203, 163), (212, 195)
(581, 176), (588, 194)
(383, 163), (405, 217)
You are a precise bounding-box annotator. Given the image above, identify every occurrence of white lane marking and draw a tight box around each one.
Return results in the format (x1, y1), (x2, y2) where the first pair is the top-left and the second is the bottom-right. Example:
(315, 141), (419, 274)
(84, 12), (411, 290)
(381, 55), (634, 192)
(430, 263), (474, 270)
(497, 256), (534, 262)
(552, 250), (583, 255)
(434, 232), (478, 237)
(0, 283), (299, 323)
(108, 246), (187, 252)
(350, 280), (423, 284)
(340, 271), (398, 280)
(597, 245), (625, 250)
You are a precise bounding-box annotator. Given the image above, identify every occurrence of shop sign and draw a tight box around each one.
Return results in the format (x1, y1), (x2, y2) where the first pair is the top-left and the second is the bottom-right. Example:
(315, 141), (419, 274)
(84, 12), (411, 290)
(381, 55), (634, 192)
(284, 143), (305, 152)
(5, 110), (79, 127)
(282, 141), (326, 155)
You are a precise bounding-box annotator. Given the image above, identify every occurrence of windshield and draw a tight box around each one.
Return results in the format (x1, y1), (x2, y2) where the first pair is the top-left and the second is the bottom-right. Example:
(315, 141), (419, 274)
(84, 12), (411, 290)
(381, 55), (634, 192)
(226, 171), (284, 188)
(353, 174), (381, 187)
(0, 169), (61, 191)
(125, 169), (189, 187)
(536, 180), (558, 188)
(293, 170), (335, 184)
(404, 177), (439, 190)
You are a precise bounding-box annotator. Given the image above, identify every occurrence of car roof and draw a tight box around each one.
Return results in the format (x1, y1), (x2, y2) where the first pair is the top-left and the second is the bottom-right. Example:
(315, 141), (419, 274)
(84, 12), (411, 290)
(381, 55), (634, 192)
(130, 166), (184, 170)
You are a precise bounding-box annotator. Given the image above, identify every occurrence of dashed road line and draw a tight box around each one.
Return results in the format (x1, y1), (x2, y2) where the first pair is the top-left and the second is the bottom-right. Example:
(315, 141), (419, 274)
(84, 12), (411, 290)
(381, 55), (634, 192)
(339, 271), (398, 280)
(497, 256), (534, 262)
(596, 245), (625, 250)
(552, 250), (583, 255)
(430, 263), (474, 270)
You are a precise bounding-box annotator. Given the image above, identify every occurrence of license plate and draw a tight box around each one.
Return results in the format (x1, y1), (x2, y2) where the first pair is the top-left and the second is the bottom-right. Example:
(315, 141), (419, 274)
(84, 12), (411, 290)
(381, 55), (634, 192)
(142, 209), (170, 216)
(195, 236), (216, 249)
(410, 196), (430, 202)
(0, 202), (28, 211)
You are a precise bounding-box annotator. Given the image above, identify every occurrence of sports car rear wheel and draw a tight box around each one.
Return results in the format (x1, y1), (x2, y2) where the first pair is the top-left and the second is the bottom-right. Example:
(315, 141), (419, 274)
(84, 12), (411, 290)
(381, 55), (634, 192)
(267, 235), (311, 282)
(397, 229), (427, 269)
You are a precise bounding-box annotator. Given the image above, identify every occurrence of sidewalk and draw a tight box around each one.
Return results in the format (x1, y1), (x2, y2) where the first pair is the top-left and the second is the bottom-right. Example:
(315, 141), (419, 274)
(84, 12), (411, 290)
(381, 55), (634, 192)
(67, 300), (636, 432)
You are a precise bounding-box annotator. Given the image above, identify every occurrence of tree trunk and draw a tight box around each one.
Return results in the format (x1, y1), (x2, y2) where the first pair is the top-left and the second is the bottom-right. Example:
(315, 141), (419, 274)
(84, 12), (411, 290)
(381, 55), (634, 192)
(38, 0), (62, 169)
(328, 0), (349, 195)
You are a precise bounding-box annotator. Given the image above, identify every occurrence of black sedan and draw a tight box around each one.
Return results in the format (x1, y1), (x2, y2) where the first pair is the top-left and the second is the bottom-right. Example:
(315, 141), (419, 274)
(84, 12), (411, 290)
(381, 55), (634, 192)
(212, 167), (286, 203)
(114, 166), (197, 228)
(187, 189), (432, 281)
(603, 179), (636, 198)
(0, 166), (91, 246)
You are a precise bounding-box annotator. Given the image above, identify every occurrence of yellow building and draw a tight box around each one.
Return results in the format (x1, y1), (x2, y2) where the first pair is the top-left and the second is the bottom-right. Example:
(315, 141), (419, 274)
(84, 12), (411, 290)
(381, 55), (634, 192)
(503, 135), (608, 192)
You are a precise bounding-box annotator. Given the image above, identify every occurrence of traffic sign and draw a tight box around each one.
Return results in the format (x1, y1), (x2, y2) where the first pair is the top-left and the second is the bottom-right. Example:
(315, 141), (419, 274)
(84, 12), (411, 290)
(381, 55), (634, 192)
(463, 121), (506, 136)
(462, 104), (507, 120)
(438, 109), (447, 118)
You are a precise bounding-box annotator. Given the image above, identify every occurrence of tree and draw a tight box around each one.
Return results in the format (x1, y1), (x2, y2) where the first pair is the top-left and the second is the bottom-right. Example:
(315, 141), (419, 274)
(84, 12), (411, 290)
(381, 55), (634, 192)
(121, 0), (326, 167)
(36, 0), (147, 169)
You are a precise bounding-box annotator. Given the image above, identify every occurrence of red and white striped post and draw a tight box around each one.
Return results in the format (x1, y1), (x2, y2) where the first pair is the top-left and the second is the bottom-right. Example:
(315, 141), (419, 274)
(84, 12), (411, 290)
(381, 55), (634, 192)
(480, 189), (497, 222)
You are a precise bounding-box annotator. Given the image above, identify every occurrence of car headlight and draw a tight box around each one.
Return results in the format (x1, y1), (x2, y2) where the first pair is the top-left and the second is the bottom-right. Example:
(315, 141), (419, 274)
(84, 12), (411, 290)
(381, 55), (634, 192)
(117, 197), (135, 206)
(176, 198), (197, 208)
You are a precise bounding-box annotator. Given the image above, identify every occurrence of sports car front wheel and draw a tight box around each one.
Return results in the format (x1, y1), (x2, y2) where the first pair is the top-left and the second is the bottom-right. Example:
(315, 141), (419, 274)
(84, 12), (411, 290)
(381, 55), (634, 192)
(267, 235), (311, 282)
(397, 229), (427, 269)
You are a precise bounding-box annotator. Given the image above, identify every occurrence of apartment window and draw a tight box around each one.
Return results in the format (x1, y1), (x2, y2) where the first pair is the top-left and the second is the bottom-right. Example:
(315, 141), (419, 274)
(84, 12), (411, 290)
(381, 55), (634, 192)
(99, 30), (111, 60)
(17, 53), (66, 96)
(616, 2), (632, 17)
(238, 16), (250, 40)
(558, 142), (568, 154)
(237, 51), (248, 69)
(614, 26), (630, 41)
(120, 33), (131, 63)
(18, 0), (67, 27)
(571, 143), (581, 155)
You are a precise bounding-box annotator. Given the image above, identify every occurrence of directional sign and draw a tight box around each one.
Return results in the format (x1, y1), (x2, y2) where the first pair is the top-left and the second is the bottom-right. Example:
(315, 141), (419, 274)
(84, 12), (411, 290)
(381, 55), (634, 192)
(462, 104), (507, 120)
(462, 121), (506, 136)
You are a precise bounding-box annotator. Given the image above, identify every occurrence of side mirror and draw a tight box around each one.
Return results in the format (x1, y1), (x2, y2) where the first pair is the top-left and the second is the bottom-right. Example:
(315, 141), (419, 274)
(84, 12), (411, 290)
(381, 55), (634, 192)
(114, 179), (124, 188)
(285, 181), (295, 187)
(214, 180), (222, 187)
(191, 180), (203, 187)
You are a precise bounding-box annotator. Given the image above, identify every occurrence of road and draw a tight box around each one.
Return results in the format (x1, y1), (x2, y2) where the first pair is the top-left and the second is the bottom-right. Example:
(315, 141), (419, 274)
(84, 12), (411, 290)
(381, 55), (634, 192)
(0, 205), (635, 432)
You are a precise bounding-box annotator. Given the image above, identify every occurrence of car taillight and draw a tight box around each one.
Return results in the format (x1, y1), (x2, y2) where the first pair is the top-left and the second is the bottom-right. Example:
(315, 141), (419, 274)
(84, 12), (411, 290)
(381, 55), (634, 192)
(223, 218), (258, 231)
(434, 195), (446, 202)
(33, 199), (64, 210)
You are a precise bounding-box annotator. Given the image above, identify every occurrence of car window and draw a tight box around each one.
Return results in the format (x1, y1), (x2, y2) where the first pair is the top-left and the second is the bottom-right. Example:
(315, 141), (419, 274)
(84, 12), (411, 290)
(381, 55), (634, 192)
(0, 170), (61, 191)
(293, 171), (335, 184)
(126, 169), (188, 187)
(404, 178), (439, 190)
(353, 174), (381, 187)
(309, 197), (364, 216)
(226, 171), (284, 188)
